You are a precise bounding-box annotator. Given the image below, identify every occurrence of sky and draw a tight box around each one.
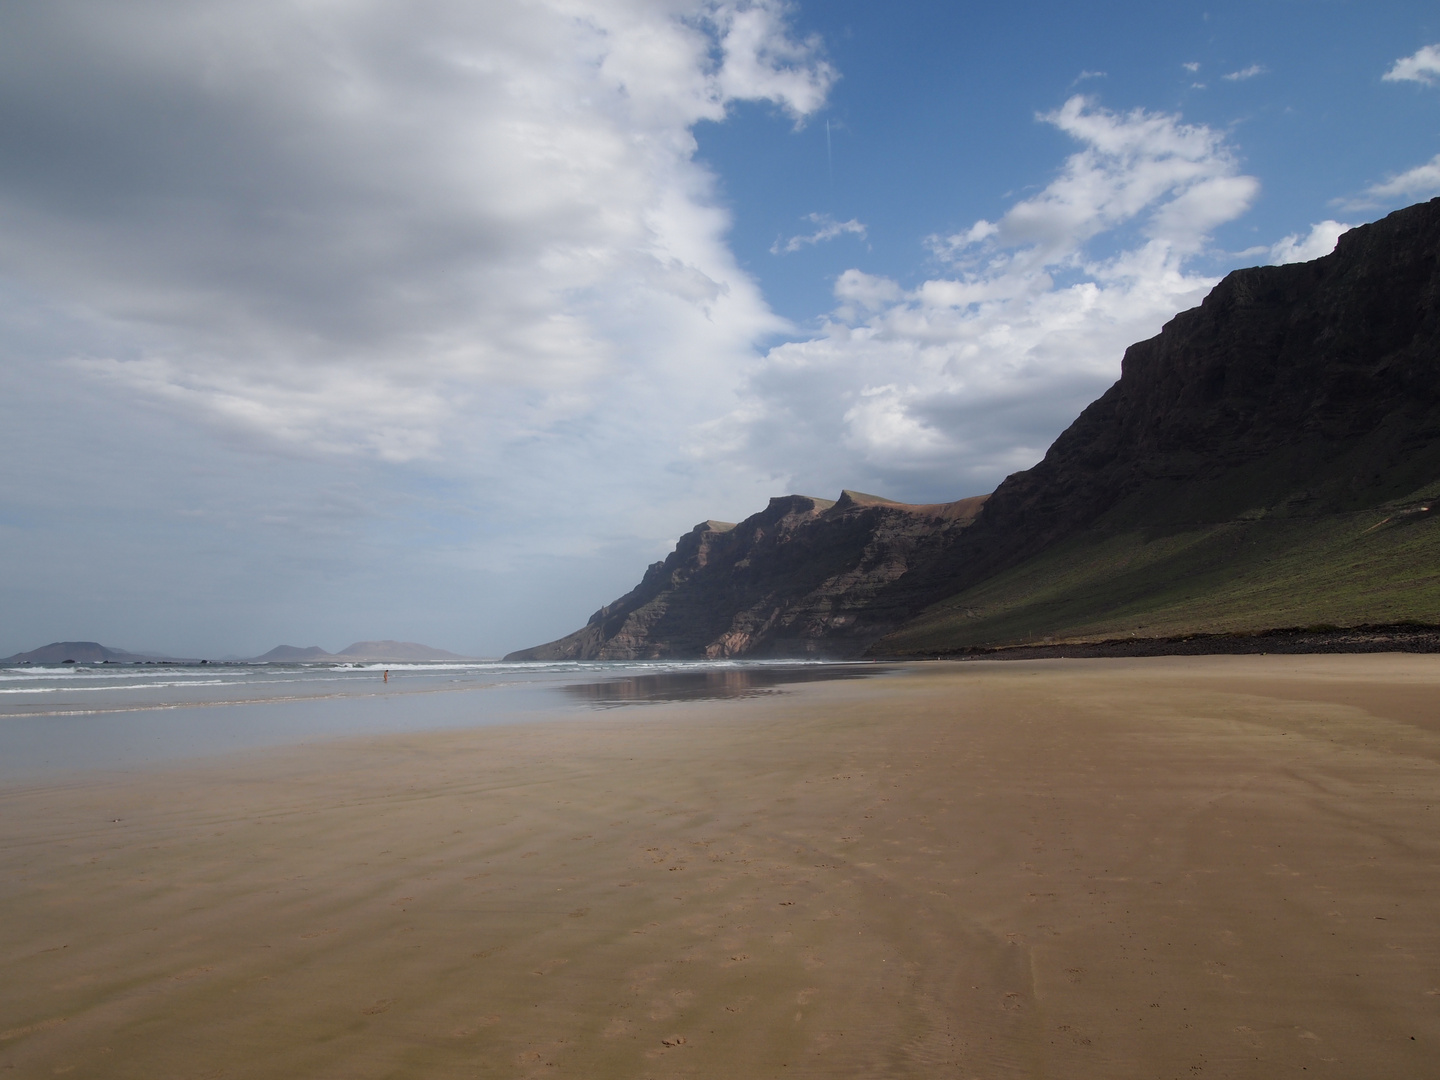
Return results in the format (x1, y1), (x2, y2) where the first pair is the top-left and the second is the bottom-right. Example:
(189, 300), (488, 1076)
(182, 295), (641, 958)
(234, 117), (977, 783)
(1, 0), (1438, 659)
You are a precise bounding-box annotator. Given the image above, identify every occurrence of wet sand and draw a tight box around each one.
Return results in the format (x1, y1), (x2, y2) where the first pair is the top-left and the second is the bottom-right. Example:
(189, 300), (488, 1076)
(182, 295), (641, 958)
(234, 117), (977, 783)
(3, 655), (1439, 1078)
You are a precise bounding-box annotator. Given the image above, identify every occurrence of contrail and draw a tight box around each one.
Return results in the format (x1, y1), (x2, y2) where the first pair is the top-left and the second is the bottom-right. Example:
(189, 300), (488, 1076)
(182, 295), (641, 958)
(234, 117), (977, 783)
(826, 119), (833, 181)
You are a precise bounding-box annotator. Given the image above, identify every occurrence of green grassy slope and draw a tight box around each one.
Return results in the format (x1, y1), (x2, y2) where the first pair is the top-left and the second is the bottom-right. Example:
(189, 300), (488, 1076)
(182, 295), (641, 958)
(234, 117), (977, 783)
(868, 201), (1440, 657)
(874, 477), (1440, 654)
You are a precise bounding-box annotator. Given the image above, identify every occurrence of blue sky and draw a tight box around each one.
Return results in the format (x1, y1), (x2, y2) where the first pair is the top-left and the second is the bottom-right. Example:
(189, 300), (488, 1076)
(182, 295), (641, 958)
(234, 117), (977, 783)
(703, 1), (1440, 323)
(0, 0), (1437, 658)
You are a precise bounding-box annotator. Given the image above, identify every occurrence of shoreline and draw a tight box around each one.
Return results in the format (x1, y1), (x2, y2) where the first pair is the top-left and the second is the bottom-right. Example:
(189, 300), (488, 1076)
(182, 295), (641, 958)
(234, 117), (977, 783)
(884, 621), (1440, 660)
(3, 655), (1438, 1078)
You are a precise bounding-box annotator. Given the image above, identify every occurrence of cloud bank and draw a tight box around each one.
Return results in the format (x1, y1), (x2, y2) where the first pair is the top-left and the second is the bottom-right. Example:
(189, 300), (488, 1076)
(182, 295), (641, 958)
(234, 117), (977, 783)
(0, 0), (842, 653)
(0, 0), (831, 475)
(722, 96), (1262, 499)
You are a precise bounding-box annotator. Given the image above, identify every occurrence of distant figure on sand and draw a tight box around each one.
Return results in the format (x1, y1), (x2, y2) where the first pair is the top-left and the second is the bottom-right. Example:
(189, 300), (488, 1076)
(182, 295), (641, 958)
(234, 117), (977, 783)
(383, 669), (389, 683)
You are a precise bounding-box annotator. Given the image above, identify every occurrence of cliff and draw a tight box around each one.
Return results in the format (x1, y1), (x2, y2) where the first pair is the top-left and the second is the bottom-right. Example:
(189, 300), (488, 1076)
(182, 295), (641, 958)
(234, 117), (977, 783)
(876, 197), (1440, 653)
(504, 491), (986, 660)
(942, 196), (1440, 575)
(509, 198), (1440, 660)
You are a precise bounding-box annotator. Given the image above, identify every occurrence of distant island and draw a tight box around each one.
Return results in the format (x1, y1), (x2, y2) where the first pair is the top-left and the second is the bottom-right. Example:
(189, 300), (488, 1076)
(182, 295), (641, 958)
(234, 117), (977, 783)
(251, 641), (472, 662)
(3, 639), (473, 664)
(507, 197), (1440, 661)
(0, 641), (185, 665)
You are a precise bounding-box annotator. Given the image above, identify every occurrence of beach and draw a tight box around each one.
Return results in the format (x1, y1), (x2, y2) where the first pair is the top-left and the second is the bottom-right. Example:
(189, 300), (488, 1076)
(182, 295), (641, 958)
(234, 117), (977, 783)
(3, 655), (1438, 1078)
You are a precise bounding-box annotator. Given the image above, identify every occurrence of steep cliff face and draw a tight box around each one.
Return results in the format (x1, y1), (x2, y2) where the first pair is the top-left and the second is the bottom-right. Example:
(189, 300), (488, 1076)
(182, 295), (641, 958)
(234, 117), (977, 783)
(945, 197), (1440, 581)
(871, 198), (1440, 653)
(504, 491), (986, 660)
(508, 199), (1440, 660)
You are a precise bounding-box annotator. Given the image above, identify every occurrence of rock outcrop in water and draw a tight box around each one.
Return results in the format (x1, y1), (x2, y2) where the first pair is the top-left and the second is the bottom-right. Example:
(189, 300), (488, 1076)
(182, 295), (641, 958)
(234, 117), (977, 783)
(509, 199), (1440, 659)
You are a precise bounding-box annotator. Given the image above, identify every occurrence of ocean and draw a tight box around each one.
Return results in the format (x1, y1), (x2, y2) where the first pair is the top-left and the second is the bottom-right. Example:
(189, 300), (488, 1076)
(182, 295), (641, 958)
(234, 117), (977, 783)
(0, 658), (884, 781)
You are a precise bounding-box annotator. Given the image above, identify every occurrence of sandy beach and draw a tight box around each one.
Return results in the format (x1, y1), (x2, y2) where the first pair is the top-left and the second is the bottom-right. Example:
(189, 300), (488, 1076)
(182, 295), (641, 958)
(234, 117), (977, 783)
(3, 655), (1439, 1078)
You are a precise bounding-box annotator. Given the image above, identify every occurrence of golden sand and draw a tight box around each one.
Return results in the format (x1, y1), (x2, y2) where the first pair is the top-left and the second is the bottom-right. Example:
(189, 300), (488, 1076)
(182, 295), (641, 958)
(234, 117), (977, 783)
(3, 655), (1439, 1078)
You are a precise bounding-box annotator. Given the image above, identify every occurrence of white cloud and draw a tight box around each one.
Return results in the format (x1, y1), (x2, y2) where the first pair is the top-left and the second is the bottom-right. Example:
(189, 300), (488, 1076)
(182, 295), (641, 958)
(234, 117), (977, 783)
(933, 96), (1258, 263)
(1267, 220), (1350, 265)
(1183, 62), (1201, 73)
(1384, 43), (1440, 85)
(771, 213), (867, 254)
(717, 96), (1260, 499)
(0, 0), (831, 476)
(1341, 153), (1440, 209)
(0, 0), (839, 652)
(1222, 64), (1266, 82)
(711, 0), (836, 120)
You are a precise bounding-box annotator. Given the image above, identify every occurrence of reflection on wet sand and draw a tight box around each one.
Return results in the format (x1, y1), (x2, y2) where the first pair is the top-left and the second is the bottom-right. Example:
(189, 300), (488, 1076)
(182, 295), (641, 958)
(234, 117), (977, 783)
(561, 662), (884, 706)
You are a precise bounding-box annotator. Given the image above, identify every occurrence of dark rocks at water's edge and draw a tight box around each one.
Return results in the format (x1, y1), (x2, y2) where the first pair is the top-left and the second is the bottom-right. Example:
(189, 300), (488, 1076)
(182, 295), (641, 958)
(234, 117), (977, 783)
(505, 491), (988, 660)
(508, 198), (1440, 660)
(916, 623), (1440, 661)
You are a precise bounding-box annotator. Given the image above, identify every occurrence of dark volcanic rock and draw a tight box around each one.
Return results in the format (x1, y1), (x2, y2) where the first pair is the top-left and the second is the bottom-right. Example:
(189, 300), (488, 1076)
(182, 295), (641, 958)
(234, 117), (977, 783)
(913, 623), (1440, 660)
(505, 491), (986, 660)
(945, 197), (1440, 584)
(509, 199), (1440, 661)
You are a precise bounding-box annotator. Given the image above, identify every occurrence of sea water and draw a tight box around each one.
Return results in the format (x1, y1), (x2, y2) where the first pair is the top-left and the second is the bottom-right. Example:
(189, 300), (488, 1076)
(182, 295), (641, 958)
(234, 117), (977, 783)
(0, 658), (883, 782)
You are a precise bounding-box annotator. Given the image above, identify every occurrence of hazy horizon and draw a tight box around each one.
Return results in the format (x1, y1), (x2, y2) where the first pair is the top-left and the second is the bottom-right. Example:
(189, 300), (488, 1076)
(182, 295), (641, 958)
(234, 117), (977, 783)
(2, 1), (1437, 659)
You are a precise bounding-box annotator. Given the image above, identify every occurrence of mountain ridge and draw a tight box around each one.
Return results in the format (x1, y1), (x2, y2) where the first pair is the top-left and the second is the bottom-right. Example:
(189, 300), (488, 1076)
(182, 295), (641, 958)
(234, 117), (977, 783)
(508, 198), (1440, 660)
(251, 640), (470, 662)
(505, 493), (987, 660)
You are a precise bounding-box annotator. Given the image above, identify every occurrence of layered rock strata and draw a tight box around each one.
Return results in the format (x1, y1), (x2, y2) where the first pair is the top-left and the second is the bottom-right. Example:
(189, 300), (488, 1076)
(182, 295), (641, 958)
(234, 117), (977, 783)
(505, 491), (985, 659)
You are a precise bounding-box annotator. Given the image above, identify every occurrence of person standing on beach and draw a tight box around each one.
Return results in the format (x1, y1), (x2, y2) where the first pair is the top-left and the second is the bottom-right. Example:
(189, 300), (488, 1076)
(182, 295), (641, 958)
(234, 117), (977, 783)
(383, 669), (389, 683)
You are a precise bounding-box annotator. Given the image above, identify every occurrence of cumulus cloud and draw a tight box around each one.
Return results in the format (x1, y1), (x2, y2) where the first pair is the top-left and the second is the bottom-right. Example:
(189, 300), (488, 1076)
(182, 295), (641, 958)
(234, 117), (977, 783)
(1384, 44), (1440, 85)
(718, 96), (1260, 499)
(770, 213), (867, 254)
(1222, 64), (1266, 82)
(0, 0), (831, 470)
(0, 0), (844, 652)
(1267, 220), (1350, 265)
(711, 0), (836, 119)
(1340, 153), (1440, 210)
